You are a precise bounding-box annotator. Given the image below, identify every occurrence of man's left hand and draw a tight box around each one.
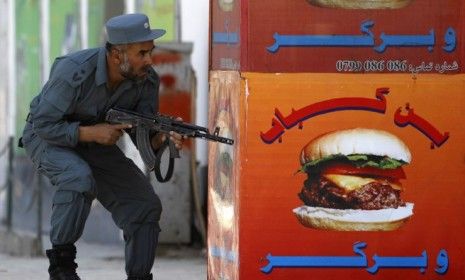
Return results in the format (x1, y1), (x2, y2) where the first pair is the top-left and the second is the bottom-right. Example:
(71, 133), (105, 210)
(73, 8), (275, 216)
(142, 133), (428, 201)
(167, 130), (185, 150)
(150, 117), (186, 151)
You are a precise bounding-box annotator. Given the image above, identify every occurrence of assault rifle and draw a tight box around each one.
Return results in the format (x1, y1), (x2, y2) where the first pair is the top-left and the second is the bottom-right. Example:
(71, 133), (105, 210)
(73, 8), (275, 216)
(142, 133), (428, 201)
(105, 107), (234, 182)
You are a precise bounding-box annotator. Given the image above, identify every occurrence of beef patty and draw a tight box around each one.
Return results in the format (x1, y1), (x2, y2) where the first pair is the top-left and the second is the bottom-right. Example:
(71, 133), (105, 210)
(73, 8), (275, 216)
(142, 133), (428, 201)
(298, 177), (405, 210)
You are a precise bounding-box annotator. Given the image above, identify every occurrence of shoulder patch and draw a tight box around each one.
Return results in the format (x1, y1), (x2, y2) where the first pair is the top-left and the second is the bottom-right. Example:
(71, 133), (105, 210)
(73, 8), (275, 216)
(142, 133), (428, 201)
(50, 48), (100, 88)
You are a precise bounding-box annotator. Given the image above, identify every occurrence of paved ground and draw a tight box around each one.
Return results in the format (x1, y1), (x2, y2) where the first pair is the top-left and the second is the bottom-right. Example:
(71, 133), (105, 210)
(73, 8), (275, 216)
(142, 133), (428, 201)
(0, 240), (207, 280)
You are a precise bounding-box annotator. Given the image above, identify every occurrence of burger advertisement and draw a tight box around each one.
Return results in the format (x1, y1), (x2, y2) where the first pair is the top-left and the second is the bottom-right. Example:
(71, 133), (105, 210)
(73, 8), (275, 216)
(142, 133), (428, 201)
(208, 1), (464, 279)
(208, 71), (465, 280)
(294, 128), (414, 232)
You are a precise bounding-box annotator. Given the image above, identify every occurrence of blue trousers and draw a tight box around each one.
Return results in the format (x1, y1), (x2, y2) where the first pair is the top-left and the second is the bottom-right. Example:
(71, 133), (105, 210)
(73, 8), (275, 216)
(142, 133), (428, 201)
(25, 136), (161, 277)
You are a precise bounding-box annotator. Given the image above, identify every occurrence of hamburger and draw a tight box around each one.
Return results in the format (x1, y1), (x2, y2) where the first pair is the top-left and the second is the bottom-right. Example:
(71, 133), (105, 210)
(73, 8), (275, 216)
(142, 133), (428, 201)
(293, 128), (414, 231)
(307, 0), (413, 9)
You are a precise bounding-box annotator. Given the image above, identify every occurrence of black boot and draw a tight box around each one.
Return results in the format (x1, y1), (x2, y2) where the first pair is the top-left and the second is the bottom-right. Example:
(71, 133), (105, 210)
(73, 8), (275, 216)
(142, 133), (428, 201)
(127, 273), (153, 280)
(46, 244), (81, 280)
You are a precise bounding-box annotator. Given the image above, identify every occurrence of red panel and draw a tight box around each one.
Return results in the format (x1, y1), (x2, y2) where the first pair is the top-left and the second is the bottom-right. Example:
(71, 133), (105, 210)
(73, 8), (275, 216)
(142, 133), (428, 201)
(210, 0), (464, 73)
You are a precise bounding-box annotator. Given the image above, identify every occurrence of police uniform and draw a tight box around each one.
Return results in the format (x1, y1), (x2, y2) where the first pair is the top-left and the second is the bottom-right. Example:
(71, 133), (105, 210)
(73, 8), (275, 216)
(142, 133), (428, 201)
(21, 13), (166, 280)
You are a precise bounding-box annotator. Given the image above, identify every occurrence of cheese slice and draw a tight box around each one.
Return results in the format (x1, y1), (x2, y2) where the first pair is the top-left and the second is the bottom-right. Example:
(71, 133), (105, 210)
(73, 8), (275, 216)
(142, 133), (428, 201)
(323, 174), (402, 192)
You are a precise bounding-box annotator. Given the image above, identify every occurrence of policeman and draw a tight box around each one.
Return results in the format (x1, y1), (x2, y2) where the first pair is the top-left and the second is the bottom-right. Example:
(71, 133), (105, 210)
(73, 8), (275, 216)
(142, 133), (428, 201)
(20, 13), (184, 280)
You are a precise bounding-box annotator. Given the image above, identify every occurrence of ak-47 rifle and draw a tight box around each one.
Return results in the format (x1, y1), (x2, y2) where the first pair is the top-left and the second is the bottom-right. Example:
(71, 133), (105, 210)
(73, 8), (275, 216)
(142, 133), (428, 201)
(105, 107), (234, 182)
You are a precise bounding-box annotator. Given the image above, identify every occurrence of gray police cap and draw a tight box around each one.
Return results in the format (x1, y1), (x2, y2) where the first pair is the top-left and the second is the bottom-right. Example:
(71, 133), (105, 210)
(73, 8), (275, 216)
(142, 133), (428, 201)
(106, 13), (166, 44)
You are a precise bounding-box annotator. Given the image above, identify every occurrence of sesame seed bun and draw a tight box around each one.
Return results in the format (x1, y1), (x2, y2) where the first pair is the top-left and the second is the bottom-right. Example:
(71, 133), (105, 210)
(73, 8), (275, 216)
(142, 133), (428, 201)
(300, 128), (411, 165)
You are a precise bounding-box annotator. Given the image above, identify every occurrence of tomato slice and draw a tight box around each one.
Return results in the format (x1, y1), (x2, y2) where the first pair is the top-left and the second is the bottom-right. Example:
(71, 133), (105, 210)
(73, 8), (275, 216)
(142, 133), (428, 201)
(321, 163), (406, 179)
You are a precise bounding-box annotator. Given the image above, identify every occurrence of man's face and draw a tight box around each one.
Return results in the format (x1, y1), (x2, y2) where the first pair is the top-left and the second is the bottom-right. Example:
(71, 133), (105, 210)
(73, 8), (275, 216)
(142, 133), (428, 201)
(118, 41), (155, 81)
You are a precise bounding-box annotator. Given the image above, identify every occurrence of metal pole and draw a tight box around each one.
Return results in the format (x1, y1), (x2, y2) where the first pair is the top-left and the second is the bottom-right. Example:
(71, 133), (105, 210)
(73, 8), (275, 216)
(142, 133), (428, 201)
(80, 0), (89, 49)
(36, 173), (43, 253)
(7, 0), (16, 137)
(40, 0), (50, 84)
(125, 0), (136, 13)
(5, 136), (14, 231)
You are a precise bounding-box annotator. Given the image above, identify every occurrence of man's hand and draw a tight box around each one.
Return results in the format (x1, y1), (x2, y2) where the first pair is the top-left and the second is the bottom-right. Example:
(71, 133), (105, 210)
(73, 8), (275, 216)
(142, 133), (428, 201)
(150, 117), (186, 151)
(79, 123), (132, 145)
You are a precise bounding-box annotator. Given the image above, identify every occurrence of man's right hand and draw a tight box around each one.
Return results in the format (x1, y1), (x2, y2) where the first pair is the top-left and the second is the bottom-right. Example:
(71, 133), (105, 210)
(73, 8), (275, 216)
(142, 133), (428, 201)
(79, 123), (132, 145)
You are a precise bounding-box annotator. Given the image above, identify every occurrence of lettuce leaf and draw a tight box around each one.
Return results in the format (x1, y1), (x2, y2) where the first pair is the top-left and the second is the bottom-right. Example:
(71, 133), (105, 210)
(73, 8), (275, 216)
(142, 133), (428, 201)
(300, 154), (407, 173)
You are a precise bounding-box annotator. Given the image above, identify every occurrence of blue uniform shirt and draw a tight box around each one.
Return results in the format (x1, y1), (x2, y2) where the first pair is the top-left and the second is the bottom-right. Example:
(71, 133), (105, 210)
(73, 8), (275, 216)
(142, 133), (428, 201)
(22, 47), (159, 158)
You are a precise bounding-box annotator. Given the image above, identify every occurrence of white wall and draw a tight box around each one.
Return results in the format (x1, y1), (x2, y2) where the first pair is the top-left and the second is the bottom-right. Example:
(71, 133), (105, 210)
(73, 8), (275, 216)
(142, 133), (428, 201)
(0, 0), (13, 220)
(0, 0), (8, 145)
(180, 0), (209, 166)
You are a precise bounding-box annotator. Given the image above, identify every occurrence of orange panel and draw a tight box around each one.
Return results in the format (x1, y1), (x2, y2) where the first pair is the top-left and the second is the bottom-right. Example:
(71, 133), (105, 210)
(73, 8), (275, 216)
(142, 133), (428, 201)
(209, 71), (465, 279)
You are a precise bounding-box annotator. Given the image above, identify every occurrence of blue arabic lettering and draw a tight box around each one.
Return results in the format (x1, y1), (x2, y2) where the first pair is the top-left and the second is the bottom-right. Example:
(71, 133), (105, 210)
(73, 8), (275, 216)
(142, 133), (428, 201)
(367, 251), (427, 274)
(210, 246), (238, 262)
(443, 27), (456, 52)
(267, 21), (456, 54)
(260, 242), (367, 274)
(213, 32), (239, 44)
(213, 20), (239, 44)
(374, 30), (435, 53)
(267, 20), (375, 53)
(260, 243), (450, 275)
(435, 249), (449, 274)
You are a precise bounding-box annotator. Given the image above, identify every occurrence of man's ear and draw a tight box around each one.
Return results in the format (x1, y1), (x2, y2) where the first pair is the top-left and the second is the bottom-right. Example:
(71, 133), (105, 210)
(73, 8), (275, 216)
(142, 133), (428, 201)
(110, 49), (121, 64)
